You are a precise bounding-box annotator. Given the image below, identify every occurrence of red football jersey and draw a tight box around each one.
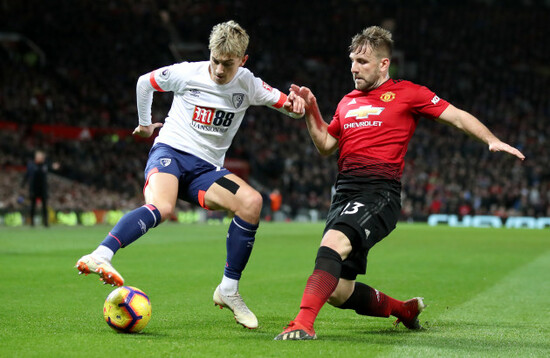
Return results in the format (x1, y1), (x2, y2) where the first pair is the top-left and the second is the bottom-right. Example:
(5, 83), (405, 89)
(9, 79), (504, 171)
(327, 79), (450, 180)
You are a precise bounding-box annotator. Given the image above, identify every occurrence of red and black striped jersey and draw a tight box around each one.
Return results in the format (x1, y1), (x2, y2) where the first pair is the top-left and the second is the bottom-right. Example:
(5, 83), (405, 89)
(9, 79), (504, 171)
(327, 79), (449, 181)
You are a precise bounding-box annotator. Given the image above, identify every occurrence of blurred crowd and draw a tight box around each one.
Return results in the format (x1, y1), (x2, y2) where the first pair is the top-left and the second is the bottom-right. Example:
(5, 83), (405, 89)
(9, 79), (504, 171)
(1, 0), (549, 220)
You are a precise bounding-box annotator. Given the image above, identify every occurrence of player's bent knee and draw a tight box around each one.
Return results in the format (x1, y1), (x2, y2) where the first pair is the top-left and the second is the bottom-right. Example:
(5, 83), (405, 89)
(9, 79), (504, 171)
(236, 189), (262, 219)
(150, 203), (174, 222)
(240, 189), (262, 211)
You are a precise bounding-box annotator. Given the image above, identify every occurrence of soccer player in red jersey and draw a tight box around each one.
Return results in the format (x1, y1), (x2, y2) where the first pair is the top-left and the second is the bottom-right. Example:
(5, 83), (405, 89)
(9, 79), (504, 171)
(275, 26), (525, 340)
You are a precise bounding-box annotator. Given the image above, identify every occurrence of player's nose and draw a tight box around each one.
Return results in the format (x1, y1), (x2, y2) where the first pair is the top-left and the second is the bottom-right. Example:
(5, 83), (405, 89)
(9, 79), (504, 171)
(215, 64), (225, 75)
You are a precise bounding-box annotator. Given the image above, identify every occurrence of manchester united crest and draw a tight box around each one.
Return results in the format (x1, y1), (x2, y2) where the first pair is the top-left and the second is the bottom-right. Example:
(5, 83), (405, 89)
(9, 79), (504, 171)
(380, 91), (396, 102)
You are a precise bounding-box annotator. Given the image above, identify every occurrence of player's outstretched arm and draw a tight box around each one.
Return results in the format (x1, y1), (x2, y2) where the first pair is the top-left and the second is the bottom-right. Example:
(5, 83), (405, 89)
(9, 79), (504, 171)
(290, 84), (338, 156)
(437, 104), (525, 160)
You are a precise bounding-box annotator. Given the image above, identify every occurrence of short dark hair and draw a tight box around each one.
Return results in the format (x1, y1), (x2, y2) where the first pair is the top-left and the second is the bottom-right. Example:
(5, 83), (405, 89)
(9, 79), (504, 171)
(349, 26), (393, 58)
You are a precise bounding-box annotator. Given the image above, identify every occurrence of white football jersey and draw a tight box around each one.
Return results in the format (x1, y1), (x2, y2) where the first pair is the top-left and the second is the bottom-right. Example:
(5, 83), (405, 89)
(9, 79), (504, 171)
(136, 61), (295, 167)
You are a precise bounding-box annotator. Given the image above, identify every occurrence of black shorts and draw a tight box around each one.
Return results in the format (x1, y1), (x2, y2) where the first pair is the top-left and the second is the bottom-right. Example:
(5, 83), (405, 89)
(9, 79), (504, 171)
(324, 180), (401, 280)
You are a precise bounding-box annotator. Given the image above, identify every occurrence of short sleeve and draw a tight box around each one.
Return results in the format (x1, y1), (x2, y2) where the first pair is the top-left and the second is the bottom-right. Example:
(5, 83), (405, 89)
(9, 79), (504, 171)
(410, 85), (450, 119)
(327, 109), (341, 139)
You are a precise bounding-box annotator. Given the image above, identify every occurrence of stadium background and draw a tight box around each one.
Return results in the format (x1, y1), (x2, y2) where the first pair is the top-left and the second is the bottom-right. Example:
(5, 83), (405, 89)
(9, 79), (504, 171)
(1, 0), (548, 226)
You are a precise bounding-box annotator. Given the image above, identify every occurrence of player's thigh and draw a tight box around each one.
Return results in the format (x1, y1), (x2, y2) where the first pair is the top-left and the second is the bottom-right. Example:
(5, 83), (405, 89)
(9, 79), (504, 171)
(144, 172), (179, 217)
(325, 190), (399, 280)
(204, 174), (262, 214)
(327, 190), (400, 250)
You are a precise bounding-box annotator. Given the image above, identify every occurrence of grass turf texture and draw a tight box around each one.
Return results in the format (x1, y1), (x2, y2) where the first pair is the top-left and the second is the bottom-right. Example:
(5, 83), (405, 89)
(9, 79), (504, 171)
(1, 222), (549, 357)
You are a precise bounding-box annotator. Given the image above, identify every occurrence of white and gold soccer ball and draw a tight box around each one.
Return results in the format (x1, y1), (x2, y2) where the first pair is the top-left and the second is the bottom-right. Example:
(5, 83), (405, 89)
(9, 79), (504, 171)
(103, 286), (152, 333)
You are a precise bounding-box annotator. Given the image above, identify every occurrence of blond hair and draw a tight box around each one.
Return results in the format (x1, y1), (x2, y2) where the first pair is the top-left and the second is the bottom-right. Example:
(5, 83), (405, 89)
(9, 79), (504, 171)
(208, 20), (249, 57)
(349, 26), (393, 59)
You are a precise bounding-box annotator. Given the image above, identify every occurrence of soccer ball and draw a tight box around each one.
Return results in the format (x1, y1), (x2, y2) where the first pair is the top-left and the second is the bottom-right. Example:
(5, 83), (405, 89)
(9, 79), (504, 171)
(103, 286), (152, 333)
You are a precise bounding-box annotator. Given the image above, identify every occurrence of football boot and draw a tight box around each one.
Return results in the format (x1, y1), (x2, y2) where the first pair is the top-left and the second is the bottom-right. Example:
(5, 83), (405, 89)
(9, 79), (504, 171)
(213, 285), (258, 329)
(76, 254), (124, 287)
(394, 297), (426, 329)
(274, 320), (317, 340)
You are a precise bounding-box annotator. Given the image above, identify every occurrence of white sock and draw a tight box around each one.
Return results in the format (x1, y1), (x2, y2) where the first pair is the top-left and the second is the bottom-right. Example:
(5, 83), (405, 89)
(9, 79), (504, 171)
(219, 276), (239, 295)
(92, 245), (114, 262)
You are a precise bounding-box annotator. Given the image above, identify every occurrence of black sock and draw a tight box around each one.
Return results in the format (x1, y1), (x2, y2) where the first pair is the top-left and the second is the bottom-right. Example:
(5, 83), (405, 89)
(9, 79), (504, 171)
(337, 282), (392, 317)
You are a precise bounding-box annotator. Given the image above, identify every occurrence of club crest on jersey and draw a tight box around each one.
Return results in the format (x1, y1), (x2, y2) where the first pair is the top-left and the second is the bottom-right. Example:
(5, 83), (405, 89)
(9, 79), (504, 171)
(380, 91), (395, 102)
(160, 158), (171, 167)
(345, 105), (385, 119)
(232, 93), (245, 109)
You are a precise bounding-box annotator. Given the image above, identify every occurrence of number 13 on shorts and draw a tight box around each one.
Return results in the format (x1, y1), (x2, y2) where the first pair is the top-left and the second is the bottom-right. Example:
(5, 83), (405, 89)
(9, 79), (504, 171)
(341, 201), (365, 215)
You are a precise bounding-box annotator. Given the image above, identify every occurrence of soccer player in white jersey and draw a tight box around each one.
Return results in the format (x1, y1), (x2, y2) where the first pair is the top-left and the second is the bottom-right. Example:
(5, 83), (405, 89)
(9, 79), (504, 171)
(75, 21), (305, 329)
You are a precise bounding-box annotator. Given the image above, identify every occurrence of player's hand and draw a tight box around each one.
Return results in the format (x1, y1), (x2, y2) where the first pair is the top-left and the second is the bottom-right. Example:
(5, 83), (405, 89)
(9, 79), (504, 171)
(132, 123), (163, 138)
(289, 84), (317, 110)
(488, 141), (525, 160)
(283, 92), (306, 118)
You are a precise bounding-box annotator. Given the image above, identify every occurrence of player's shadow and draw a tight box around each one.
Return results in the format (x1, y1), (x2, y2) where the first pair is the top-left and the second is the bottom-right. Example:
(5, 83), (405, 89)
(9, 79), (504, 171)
(108, 330), (169, 338)
(323, 319), (550, 353)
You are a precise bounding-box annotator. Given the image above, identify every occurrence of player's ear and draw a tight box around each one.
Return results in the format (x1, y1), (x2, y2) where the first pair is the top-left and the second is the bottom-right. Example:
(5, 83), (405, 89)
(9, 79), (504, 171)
(380, 57), (390, 72)
(240, 54), (249, 67)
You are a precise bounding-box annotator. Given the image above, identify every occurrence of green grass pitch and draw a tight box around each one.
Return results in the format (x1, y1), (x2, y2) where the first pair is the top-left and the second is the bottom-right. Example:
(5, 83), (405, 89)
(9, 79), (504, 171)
(1, 222), (549, 357)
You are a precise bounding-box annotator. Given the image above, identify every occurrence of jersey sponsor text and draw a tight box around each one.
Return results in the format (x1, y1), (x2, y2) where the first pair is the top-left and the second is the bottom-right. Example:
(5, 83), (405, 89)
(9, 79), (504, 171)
(344, 121), (382, 129)
(193, 106), (215, 125)
(192, 106), (235, 127)
(190, 121), (229, 133)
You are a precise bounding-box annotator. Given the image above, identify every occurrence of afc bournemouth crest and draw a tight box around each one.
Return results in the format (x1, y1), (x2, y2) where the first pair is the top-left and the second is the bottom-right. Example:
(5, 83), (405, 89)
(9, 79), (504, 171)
(232, 93), (245, 109)
(380, 91), (396, 102)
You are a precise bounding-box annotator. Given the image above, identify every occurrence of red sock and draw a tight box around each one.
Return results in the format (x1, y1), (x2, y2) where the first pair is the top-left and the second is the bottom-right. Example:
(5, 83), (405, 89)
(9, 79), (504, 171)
(366, 286), (405, 317)
(295, 269), (339, 330)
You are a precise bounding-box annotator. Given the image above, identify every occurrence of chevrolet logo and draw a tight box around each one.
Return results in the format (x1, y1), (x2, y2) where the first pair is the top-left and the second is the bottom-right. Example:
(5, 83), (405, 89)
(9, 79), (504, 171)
(345, 105), (384, 119)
